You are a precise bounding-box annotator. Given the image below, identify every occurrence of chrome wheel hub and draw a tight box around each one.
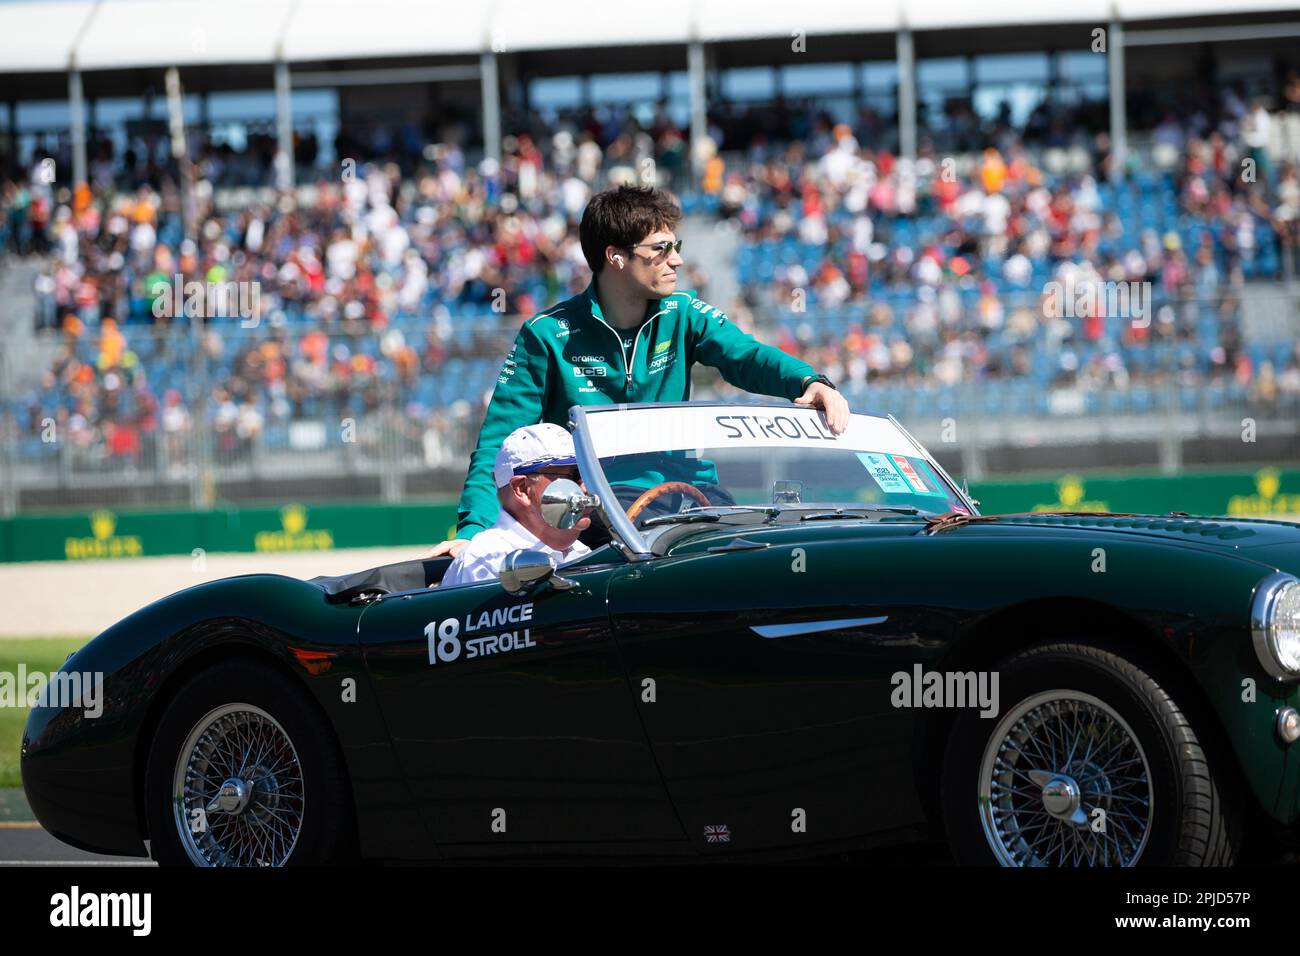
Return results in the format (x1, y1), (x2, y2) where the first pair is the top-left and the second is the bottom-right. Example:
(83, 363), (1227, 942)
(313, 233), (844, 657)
(1039, 773), (1084, 822)
(978, 690), (1153, 866)
(172, 704), (305, 867)
(209, 777), (252, 815)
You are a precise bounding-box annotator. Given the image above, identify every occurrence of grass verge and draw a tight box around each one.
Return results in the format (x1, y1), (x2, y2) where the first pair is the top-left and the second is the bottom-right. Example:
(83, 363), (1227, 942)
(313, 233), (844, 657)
(0, 637), (90, 788)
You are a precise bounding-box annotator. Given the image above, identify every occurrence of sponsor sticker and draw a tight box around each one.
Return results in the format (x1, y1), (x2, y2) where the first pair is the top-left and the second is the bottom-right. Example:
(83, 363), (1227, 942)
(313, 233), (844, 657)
(890, 455), (944, 495)
(913, 459), (949, 496)
(857, 453), (912, 494)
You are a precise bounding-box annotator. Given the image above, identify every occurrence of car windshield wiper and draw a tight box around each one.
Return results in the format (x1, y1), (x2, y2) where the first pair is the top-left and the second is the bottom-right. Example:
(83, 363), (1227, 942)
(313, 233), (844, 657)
(640, 512), (722, 527)
(799, 506), (921, 521)
(922, 510), (999, 535)
(640, 505), (779, 528)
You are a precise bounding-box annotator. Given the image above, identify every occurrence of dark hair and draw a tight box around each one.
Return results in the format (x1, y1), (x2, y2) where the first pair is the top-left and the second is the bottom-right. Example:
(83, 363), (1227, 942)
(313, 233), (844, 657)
(579, 184), (682, 274)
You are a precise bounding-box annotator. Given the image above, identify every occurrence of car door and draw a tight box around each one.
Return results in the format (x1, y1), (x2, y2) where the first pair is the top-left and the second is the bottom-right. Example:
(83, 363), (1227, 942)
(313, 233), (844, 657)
(608, 533), (930, 854)
(357, 558), (684, 852)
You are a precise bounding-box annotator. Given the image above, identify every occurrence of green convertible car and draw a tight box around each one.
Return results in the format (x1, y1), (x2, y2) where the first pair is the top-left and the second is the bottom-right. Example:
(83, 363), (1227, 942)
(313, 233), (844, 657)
(21, 401), (1300, 866)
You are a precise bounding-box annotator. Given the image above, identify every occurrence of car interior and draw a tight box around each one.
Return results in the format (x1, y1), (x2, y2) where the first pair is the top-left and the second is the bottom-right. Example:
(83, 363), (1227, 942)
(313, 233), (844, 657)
(310, 556), (454, 603)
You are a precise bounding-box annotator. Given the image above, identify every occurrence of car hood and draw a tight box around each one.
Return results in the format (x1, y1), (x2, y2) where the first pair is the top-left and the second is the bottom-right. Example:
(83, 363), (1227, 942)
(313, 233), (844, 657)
(666, 511), (1300, 574)
(982, 513), (1300, 572)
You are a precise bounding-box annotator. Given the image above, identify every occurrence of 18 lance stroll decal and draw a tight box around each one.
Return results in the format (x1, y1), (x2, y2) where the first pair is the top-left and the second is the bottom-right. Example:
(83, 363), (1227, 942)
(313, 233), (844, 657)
(426, 601), (537, 665)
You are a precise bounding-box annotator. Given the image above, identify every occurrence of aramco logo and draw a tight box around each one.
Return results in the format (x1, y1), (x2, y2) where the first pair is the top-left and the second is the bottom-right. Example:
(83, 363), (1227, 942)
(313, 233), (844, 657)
(65, 510), (144, 560)
(1032, 475), (1109, 513)
(1228, 468), (1300, 517)
(254, 504), (334, 552)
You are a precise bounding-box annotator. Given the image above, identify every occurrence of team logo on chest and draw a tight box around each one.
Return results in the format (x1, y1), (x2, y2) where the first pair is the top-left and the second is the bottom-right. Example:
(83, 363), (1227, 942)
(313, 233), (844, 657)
(648, 350), (676, 374)
(570, 353), (611, 381)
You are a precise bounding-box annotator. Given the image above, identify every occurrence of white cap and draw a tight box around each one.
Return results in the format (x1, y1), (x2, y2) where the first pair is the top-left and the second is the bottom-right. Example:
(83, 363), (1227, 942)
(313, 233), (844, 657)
(493, 423), (578, 488)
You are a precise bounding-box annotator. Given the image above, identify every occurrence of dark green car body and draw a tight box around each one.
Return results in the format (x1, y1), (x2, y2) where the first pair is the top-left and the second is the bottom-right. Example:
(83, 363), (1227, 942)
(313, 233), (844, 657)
(20, 405), (1300, 863)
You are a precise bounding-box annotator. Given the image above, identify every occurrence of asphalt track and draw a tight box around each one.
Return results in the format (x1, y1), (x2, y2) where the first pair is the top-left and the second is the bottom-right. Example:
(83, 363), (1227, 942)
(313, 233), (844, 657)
(0, 787), (953, 866)
(0, 546), (422, 638)
(0, 826), (155, 866)
(0, 789), (153, 865)
(0, 824), (951, 866)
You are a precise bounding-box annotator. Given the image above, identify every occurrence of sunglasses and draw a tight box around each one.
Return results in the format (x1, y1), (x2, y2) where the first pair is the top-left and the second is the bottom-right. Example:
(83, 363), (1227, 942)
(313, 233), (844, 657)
(526, 467), (581, 482)
(626, 239), (683, 260)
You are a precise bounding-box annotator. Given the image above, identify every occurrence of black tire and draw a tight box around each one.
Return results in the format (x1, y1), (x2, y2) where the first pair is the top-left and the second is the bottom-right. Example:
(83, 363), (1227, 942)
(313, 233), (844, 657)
(940, 641), (1242, 866)
(145, 659), (358, 866)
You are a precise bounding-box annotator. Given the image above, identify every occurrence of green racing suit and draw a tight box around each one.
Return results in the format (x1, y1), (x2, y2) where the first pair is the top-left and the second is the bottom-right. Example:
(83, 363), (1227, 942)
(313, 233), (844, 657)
(454, 281), (820, 540)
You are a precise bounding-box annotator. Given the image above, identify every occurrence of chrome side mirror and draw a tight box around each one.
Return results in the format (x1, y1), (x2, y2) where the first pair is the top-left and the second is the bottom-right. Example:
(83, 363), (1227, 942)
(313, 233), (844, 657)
(540, 478), (600, 530)
(499, 549), (558, 595)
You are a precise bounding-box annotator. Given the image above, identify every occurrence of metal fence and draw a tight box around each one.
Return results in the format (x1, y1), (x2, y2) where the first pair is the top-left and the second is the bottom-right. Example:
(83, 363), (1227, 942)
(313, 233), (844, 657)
(0, 311), (495, 512)
(2, 287), (1299, 515)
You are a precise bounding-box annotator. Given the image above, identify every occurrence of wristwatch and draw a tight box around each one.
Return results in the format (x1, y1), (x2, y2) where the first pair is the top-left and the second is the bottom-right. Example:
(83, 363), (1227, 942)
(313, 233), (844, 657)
(802, 374), (836, 390)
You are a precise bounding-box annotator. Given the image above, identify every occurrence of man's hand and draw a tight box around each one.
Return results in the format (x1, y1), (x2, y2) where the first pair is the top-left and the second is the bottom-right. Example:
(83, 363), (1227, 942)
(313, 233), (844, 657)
(794, 381), (850, 434)
(424, 538), (469, 559)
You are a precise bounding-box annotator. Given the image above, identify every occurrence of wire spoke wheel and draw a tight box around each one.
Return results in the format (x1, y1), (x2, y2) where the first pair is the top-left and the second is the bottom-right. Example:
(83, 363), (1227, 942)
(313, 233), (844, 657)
(172, 703), (305, 867)
(978, 689), (1153, 867)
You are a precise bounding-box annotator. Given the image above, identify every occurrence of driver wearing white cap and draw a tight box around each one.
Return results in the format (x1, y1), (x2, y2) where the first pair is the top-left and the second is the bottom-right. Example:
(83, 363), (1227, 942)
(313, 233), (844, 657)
(439, 423), (595, 589)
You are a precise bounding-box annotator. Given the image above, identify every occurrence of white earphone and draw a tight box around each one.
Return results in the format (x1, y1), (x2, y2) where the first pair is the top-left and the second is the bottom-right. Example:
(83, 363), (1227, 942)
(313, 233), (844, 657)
(613, 255), (624, 267)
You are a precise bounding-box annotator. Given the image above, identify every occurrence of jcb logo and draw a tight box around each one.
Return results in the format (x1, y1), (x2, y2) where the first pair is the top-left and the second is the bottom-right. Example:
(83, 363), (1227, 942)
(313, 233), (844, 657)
(573, 366), (607, 377)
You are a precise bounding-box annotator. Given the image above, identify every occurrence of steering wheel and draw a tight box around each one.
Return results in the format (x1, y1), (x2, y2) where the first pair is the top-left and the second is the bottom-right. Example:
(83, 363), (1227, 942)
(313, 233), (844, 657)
(626, 481), (712, 522)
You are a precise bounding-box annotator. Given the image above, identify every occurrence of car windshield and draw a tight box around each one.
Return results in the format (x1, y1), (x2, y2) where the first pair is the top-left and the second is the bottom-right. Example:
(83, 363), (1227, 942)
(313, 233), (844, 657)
(574, 404), (970, 534)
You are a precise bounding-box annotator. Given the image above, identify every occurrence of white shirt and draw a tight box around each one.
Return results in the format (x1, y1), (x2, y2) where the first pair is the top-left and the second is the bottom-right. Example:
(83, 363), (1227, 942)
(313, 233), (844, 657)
(440, 510), (592, 589)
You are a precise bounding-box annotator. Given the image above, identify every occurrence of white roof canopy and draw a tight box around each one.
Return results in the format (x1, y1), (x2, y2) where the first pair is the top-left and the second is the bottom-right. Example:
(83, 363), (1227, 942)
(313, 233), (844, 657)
(1, 0), (1297, 73)
(0, 0), (97, 71)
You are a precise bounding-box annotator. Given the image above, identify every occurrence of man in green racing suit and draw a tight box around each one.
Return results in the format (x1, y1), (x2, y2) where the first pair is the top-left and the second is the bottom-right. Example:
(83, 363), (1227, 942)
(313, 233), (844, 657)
(428, 184), (848, 558)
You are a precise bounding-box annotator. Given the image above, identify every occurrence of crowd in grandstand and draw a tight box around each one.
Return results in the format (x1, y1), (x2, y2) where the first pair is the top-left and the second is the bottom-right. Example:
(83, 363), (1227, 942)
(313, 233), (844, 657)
(3, 79), (1300, 469)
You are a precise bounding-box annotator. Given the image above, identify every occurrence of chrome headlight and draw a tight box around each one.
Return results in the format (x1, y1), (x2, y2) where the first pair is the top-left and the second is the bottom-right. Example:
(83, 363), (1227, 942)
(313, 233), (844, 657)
(1252, 573), (1300, 680)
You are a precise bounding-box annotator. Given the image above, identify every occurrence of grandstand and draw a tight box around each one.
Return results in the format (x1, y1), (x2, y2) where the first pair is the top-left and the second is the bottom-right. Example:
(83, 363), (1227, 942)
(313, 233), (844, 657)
(1, 0), (1298, 513)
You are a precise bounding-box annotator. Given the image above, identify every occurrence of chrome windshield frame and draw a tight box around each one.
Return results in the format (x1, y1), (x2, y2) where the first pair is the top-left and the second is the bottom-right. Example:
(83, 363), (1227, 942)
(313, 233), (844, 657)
(889, 414), (981, 515)
(569, 405), (653, 562)
(568, 402), (972, 561)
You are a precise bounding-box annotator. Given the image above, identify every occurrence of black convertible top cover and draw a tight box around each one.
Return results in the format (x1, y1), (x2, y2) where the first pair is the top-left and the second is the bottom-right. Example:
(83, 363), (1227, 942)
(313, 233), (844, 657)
(309, 557), (453, 603)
